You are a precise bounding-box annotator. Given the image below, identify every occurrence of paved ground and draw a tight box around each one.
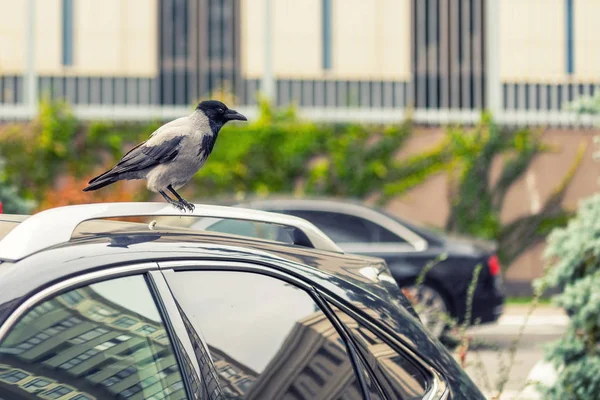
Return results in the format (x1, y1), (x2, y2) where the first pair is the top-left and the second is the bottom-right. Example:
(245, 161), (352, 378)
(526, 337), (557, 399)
(451, 304), (568, 399)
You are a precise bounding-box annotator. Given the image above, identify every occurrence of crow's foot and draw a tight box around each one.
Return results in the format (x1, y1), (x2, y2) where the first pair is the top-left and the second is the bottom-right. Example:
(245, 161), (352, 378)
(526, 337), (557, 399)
(170, 201), (186, 212)
(179, 199), (195, 212)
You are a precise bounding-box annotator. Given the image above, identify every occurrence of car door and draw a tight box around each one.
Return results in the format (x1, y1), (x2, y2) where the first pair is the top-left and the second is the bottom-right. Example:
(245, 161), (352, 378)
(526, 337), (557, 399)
(0, 270), (202, 400)
(158, 260), (443, 400)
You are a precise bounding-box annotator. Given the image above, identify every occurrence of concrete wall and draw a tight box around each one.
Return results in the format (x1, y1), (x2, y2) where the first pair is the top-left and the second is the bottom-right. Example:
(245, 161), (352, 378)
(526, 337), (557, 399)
(0, 0), (157, 77)
(574, 0), (600, 81)
(241, 0), (411, 80)
(384, 127), (600, 292)
(499, 0), (565, 82)
(330, 0), (410, 80)
(0, 0), (27, 74)
(499, 0), (600, 83)
(74, 0), (157, 77)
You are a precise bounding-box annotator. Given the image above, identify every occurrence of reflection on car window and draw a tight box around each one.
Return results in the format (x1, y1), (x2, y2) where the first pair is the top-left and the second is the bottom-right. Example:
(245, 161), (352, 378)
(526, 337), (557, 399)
(355, 356), (385, 399)
(165, 271), (363, 399)
(202, 219), (294, 244)
(287, 211), (405, 244)
(0, 275), (188, 400)
(329, 304), (429, 400)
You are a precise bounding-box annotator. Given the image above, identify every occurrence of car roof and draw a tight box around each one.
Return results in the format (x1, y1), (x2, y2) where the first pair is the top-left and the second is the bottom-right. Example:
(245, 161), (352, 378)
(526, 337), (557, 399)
(0, 204), (419, 316)
(0, 212), (423, 339)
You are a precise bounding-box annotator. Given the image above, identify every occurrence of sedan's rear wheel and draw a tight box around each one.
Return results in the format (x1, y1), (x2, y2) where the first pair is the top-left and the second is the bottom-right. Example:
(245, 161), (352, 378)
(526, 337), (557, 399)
(402, 284), (449, 339)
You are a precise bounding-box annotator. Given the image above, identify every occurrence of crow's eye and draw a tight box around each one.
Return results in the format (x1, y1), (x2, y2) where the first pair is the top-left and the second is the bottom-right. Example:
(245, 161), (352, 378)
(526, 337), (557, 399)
(218, 108), (224, 114)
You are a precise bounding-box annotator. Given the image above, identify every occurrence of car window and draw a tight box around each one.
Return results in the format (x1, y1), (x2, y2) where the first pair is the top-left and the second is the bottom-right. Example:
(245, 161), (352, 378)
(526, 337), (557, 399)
(285, 210), (405, 244)
(199, 219), (293, 243)
(0, 275), (188, 400)
(329, 304), (430, 400)
(164, 270), (365, 399)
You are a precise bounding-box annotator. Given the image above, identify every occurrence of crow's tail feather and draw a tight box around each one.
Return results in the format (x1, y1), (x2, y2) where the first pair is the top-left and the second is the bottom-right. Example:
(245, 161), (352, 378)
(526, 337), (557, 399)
(82, 173), (118, 192)
(87, 169), (113, 185)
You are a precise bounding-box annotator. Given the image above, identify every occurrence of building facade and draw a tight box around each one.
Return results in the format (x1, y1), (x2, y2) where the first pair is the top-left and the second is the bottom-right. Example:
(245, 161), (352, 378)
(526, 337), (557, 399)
(0, 0), (598, 124)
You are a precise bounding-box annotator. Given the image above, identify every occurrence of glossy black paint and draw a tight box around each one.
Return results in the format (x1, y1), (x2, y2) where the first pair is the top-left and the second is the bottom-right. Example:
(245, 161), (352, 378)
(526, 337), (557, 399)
(382, 243), (504, 325)
(0, 227), (485, 399)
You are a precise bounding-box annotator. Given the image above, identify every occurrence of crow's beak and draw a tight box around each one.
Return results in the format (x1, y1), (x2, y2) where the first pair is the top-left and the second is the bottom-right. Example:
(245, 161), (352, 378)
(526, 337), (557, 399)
(225, 109), (247, 121)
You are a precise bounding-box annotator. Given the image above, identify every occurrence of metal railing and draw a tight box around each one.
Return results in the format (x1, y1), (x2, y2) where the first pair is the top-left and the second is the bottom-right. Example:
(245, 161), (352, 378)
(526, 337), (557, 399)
(2, 76), (598, 127)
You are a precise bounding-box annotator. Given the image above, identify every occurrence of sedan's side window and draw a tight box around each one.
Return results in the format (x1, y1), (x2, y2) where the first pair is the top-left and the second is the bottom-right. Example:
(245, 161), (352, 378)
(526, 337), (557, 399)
(164, 271), (364, 399)
(0, 275), (187, 400)
(287, 211), (406, 244)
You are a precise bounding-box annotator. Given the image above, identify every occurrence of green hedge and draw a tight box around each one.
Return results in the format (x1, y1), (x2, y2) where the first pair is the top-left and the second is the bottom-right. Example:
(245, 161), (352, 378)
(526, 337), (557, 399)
(0, 99), (579, 268)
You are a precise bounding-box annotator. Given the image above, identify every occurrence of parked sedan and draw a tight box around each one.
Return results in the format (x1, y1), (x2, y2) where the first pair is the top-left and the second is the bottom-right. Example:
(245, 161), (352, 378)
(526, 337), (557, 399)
(0, 202), (484, 399)
(192, 198), (505, 338)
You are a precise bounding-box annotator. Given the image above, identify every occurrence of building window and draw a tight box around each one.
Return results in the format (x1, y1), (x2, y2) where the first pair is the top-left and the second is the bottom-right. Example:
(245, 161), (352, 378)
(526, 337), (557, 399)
(62, 0), (74, 66)
(0, 370), (28, 383)
(218, 366), (237, 379)
(23, 378), (52, 392)
(119, 384), (142, 398)
(101, 376), (120, 387)
(89, 306), (116, 321)
(60, 316), (82, 328)
(71, 395), (94, 400)
(322, 0), (332, 70)
(70, 328), (109, 344)
(102, 366), (137, 387)
(114, 316), (137, 328)
(136, 325), (157, 335)
(115, 335), (132, 342)
(117, 366), (137, 379)
(94, 340), (117, 351)
(43, 385), (73, 399)
(60, 348), (99, 370)
(566, 0), (574, 74)
(61, 291), (84, 305)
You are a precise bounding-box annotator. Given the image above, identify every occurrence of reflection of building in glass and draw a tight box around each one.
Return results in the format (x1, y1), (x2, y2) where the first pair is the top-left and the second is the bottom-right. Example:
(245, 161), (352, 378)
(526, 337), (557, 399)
(0, 285), (186, 400)
(209, 307), (428, 400)
(203, 309), (360, 400)
(178, 309), (225, 399)
(245, 311), (361, 400)
(209, 347), (258, 398)
(331, 306), (428, 399)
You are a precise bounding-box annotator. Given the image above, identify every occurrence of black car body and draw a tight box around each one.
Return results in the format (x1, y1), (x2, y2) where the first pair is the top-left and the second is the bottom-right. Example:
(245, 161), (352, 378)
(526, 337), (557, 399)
(0, 203), (484, 399)
(192, 198), (505, 337)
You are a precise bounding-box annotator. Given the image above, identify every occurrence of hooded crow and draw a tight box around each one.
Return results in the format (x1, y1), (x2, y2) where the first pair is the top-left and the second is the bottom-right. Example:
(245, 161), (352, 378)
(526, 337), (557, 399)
(82, 100), (247, 211)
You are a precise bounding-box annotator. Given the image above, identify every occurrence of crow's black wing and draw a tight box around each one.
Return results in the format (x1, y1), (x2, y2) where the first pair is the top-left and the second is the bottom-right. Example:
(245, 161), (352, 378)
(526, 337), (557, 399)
(88, 136), (183, 184)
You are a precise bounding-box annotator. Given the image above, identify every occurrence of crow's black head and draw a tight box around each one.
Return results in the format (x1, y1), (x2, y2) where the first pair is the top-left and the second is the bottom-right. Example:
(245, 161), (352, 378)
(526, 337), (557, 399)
(196, 100), (247, 130)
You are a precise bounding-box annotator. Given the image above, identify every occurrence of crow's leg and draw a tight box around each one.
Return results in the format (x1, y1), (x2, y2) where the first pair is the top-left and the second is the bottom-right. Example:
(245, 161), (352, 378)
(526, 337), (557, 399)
(167, 185), (195, 212)
(159, 190), (186, 212)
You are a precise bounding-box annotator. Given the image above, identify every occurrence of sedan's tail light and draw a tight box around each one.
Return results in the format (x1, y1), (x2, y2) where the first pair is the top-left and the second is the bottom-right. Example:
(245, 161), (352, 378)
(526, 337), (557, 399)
(488, 255), (501, 276)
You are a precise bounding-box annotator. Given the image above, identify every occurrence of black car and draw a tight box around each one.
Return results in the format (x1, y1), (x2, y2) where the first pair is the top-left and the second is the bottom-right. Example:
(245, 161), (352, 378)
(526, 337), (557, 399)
(192, 198), (505, 338)
(0, 202), (484, 399)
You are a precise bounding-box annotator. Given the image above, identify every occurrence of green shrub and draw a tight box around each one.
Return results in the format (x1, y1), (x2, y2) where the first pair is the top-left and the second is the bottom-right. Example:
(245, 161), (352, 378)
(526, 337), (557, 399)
(535, 194), (600, 399)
